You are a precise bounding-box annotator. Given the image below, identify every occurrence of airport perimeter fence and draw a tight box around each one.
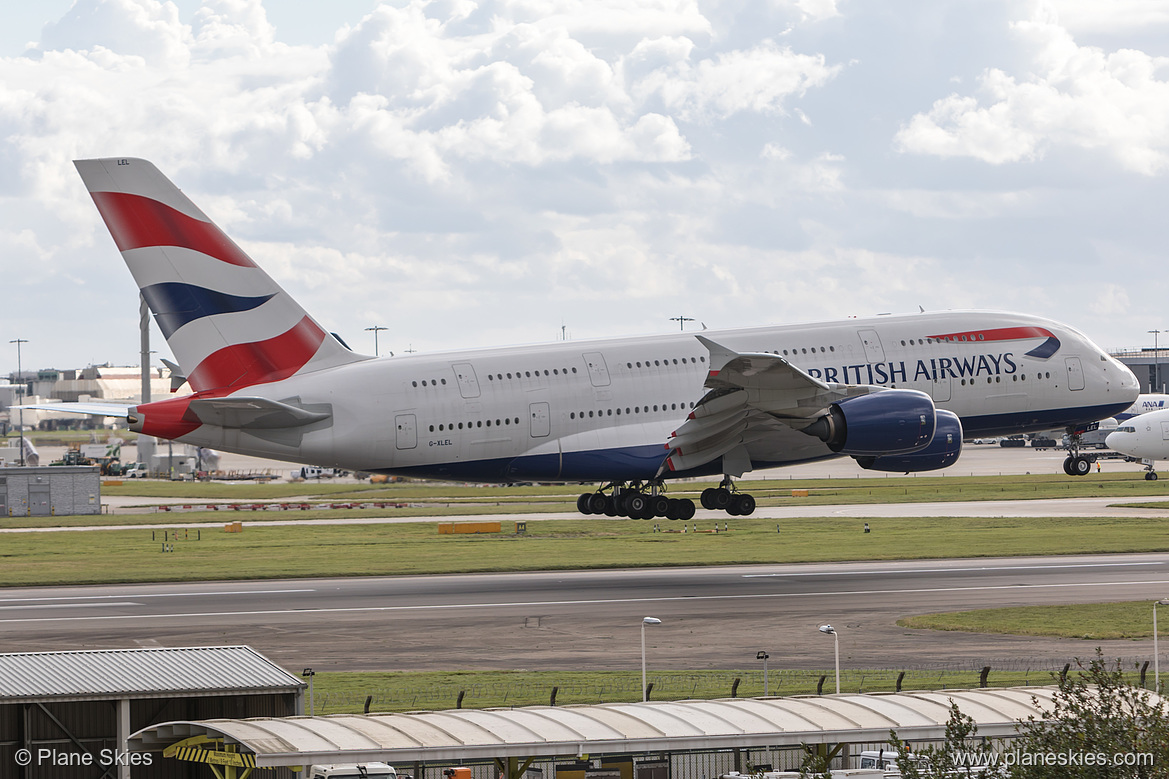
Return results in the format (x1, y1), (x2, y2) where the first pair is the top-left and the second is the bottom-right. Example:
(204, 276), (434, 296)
(313, 658), (1143, 715)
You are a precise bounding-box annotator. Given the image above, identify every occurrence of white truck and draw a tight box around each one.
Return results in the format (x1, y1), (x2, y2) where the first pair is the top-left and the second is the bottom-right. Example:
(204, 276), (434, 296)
(291, 466), (348, 480)
(308, 764), (397, 779)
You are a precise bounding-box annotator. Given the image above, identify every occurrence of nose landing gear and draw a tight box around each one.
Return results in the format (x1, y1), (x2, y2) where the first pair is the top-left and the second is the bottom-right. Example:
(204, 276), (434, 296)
(1062, 431), (1095, 476)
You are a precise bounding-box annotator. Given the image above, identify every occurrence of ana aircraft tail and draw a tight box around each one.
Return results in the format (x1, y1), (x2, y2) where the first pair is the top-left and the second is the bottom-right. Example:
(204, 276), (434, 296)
(75, 157), (366, 393)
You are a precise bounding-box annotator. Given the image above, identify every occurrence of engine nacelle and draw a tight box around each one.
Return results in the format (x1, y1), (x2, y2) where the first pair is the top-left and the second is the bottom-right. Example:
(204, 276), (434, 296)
(853, 410), (963, 472)
(803, 389), (936, 456)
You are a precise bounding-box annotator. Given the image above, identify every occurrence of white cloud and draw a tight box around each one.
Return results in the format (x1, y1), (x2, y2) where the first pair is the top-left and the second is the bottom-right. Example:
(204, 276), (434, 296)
(1047, 0), (1169, 34)
(636, 39), (842, 121)
(1088, 283), (1132, 316)
(4, 0), (1168, 370)
(895, 2), (1169, 175)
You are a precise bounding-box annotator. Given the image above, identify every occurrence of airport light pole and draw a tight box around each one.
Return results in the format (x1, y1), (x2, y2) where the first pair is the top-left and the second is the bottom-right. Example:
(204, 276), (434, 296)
(641, 616), (661, 701)
(365, 325), (388, 357)
(1155, 600), (1169, 693)
(9, 338), (27, 466)
(669, 316), (694, 331)
(757, 651), (770, 696)
(819, 624), (840, 694)
(1152, 330), (1164, 393)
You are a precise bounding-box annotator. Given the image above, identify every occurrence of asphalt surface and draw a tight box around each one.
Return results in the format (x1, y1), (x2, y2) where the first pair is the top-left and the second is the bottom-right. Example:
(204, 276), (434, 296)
(5, 444), (1166, 673)
(2, 554), (1166, 672)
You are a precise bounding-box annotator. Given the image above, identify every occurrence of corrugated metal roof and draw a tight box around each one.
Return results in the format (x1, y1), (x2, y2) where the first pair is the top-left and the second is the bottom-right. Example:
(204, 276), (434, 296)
(129, 687), (1062, 768)
(0, 645), (305, 702)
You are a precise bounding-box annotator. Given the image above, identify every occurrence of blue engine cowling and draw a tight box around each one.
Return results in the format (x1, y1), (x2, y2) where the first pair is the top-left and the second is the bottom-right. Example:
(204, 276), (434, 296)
(803, 389), (937, 456)
(853, 409), (963, 472)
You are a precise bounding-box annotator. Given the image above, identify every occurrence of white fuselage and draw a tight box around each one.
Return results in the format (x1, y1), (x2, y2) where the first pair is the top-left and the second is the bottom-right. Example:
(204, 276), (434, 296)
(156, 309), (1138, 482)
(1106, 408), (1169, 461)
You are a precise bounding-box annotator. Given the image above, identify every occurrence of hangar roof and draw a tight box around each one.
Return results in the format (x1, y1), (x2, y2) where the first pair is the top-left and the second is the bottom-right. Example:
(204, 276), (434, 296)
(130, 687), (1057, 768)
(0, 645), (305, 703)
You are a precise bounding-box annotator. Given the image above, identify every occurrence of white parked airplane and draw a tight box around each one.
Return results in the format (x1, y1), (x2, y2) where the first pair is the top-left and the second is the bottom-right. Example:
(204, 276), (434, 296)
(1105, 409), (1169, 480)
(31, 158), (1140, 517)
(1117, 393), (1169, 420)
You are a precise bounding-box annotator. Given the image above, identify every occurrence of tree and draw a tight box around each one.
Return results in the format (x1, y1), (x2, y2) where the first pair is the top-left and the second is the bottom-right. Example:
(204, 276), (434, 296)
(889, 700), (1002, 777)
(1008, 650), (1169, 778)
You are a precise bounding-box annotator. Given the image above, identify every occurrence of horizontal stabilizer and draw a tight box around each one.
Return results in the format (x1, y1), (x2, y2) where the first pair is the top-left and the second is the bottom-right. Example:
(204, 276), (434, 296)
(18, 402), (131, 419)
(186, 396), (331, 430)
(160, 358), (188, 392)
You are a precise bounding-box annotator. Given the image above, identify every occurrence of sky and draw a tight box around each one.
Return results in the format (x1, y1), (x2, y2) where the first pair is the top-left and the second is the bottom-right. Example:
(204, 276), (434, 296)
(3, 0), (1169, 374)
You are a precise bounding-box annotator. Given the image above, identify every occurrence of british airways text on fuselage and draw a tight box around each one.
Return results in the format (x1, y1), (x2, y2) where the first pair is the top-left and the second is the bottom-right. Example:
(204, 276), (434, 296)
(807, 353), (1018, 385)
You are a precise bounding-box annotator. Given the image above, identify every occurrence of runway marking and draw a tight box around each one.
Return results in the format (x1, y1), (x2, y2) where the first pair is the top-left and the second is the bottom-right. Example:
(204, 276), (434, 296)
(0, 589), (315, 604)
(5, 578), (1169, 625)
(0, 602), (139, 611)
(742, 562), (1164, 577)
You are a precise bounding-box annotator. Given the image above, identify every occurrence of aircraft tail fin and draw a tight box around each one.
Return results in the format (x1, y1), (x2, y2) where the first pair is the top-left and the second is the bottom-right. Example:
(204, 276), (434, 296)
(74, 157), (367, 393)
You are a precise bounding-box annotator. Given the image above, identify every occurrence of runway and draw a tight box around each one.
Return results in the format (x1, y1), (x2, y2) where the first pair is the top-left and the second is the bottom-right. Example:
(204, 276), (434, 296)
(1, 554), (1165, 672)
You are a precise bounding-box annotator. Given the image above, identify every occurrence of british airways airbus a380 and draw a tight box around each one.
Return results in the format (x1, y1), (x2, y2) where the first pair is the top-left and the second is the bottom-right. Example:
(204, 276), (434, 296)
(41, 158), (1139, 519)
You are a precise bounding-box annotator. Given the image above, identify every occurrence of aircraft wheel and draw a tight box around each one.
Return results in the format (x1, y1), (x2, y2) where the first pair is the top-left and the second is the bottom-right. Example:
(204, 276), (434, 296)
(665, 498), (680, 520)
(700, 488), (717, 510)
(731, 493), (756, 516)
(1062, 457), (1074, 476)
(624, 492), (649, 517)
(650, 495), (670, 517)
(577, 494), (593, 514)
(1147, 471), (1159, 481)
(711, 487), (733, 510)
(602, 496), (618, 517)
(677, 499), (696, 520)
(1072, 456), (1091, 476)
(587, 493), (608, 514)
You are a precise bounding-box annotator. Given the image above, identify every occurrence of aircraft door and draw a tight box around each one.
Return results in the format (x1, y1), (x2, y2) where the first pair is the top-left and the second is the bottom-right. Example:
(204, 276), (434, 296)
(583, 352), (611, 387)
(529, 402), (550, 438)
(1065, 357), (1085, 391)
(395, 414), (417, 449)
(857, 329), (886, 363)
(451, 362), (481, 399)
(1161, 421), (1169, 441)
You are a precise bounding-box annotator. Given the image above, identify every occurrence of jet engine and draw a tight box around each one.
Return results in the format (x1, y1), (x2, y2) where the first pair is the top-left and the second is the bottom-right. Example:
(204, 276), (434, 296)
(802, 389), (936, 455)
(853, 409), (963, 472)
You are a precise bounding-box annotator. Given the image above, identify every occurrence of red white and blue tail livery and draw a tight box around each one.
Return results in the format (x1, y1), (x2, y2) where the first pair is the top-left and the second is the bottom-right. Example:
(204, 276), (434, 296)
(75, 158), (364, 394)
(36, 158), (1140, 517)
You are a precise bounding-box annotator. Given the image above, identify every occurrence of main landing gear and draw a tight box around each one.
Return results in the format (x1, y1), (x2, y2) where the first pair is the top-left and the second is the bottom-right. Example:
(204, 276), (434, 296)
(699, 476), (757, 516)
(576, 482), (696, 520)
(576, 477), (758, 518)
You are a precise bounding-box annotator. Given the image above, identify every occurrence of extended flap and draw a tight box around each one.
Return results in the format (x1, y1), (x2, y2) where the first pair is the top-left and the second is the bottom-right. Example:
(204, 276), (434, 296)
(186, 397), (331, 429)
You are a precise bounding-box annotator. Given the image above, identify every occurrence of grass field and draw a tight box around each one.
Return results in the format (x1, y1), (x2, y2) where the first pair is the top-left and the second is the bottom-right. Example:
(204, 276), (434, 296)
(1, 471), (1160, 531)
(4, 514), (1169, 586)
(98, 471), (1169, 505)
(898, 601), (1168, 640)
(307, 665), (1128, 714)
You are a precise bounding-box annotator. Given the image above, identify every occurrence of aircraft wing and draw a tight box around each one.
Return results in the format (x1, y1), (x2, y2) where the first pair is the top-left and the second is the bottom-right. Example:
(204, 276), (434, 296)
(17, 402), (132, 418)
(660, 336), (876, 477)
